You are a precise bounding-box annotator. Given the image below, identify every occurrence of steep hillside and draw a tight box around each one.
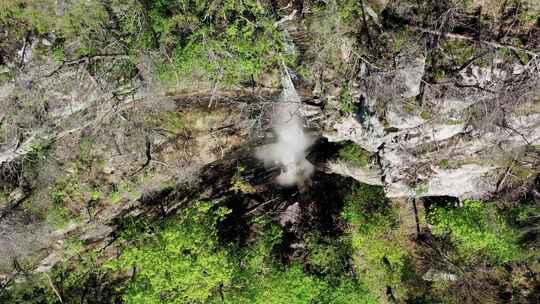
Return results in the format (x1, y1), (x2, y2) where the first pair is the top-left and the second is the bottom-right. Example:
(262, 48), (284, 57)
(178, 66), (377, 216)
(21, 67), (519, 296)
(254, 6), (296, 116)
(1, 1), (539, 303)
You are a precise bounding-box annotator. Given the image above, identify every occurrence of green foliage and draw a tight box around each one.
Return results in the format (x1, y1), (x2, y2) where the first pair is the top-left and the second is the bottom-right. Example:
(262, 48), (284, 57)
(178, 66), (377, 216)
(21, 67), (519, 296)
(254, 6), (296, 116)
(226, 220), (376, 304)
(106, 203), (379, 304)
(0, 251), (122, 304)
(342, 184), (408, 302)
(107, 200), (233, 304)
(497, 47), (517, 62)
(0, 66), (11, 84)
(49, 178), (80, 206)
(169, 21), (287, 85)
(339, 83), (356, 114)
(338, 143), (371, 167)
(509, 163), (535, 184)
(77, 138), (94, 171)
(46, 205), (73, 228)
(420, 110), (431, 120)
(0, 273), (56, 304)
(335, 0), (362, 21)
(306, 234), (349, 277)
(51, 45), (65, 62)
(440, 39), (488, 69)
(318, 278), (377, 304)
(445, 118), (465, 125)
(51, 252), (122, 303)
(434, 68), (446, 81)
(117, 215), (154, 242)
(89, 186), (102, 201)
(403, 99), (416, 113)
(0, 1), (83, 65)
(228, 264), (326, 304)
(1, 0), (289, 87)
(56, 0), (108, 56)
(107, 190), (121, 204)
(234, 217), (284, 272)
(24, 139), (53, 169)
(516, 2), (538, 26)
(161, 111), (187, 133)
(298, 0), (362, 85)
(47, 178), (81, 228)
(6, 190), (386, 304)
(303, 233), (378, 303)
(511, 204), (540, 223)
(342, 184), (392, 228)
(0, 189), (9, 203)
(282, 268), (374, 304)
(439, 159), (450, 169)
(391, 30), (412, 54)
(414, 182), (429, 195)
(0, 0), (56, 35)
(139, 0), (291, 85)
(230, 166), (255, 194)
(225, 219), (294, 303)
(430, 200), (522, 264)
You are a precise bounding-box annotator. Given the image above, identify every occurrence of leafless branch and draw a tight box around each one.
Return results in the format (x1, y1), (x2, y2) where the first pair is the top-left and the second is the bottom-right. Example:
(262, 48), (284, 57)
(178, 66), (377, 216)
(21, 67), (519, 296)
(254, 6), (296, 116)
(414, 26), (540, 57)
(44, 273), (63, 303)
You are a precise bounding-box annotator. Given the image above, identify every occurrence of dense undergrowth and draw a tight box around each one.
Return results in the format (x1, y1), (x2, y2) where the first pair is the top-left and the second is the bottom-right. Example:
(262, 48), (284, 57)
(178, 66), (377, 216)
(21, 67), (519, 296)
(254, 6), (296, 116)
(1, 181), (538, 303)
(0, 0), (292, 87)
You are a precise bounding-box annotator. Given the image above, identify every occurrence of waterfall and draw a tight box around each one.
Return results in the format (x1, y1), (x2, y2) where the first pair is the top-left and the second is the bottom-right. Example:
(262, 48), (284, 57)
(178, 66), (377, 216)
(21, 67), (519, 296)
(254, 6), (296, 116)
(256, 67), (315, 188)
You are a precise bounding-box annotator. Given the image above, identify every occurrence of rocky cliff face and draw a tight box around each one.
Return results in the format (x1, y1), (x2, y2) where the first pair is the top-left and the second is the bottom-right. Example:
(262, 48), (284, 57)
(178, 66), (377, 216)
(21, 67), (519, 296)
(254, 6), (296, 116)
(322, 52), (539, 199)
(274, 1), (540, 202)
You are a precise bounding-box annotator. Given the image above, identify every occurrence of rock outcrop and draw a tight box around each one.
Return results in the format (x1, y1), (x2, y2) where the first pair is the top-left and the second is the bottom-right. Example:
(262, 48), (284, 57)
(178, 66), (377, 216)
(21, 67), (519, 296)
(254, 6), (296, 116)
(322, 53), (539, 199)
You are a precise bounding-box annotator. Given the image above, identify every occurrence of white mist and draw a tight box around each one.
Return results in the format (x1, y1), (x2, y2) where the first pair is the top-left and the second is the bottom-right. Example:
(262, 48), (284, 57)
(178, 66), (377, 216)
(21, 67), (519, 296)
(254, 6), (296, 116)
(256, 69), (315, 188)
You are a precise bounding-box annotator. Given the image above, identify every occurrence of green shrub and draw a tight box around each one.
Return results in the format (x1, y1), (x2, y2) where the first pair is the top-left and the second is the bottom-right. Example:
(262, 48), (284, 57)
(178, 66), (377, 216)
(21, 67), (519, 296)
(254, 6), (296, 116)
(49, 178), (80, 206)
(51, 45), (65, 62)
(0, 273), (56, 304)
(0, 252), (122, 304)
(319, 277), (377, 304)
(403, 100), (416, 113)
(342, 184), (392, 228)
(0, 0), (56, 34)
(511, 204), (540, 223)
(56, 0), (108, 55)
(420, 110), (431, 120)
(46, 178), (82, 228)
(107, 200), (234, 304)
(2, 0), (290, 88)
(162, 111), (187, 133)
(441, 40), (476, 67)
(342, 184), (408, 302)
(107, 190), (121, 204)
(339, 83), (356, 114)
(76, 139), (94, 171)
(136, 0), (292, 86)
(106, 201), (379, 304)
(430, 199), (522, 264)
(338, 143), (371, 167)
(439, 159), (450, 169)
(46, 205), (73, 228)
(229, 264), (327, 304)
(24, 139), (54, 169)
(306, 235), (349, 276)
(230, 166), (255, 194)
(228, 224), (376, 304)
